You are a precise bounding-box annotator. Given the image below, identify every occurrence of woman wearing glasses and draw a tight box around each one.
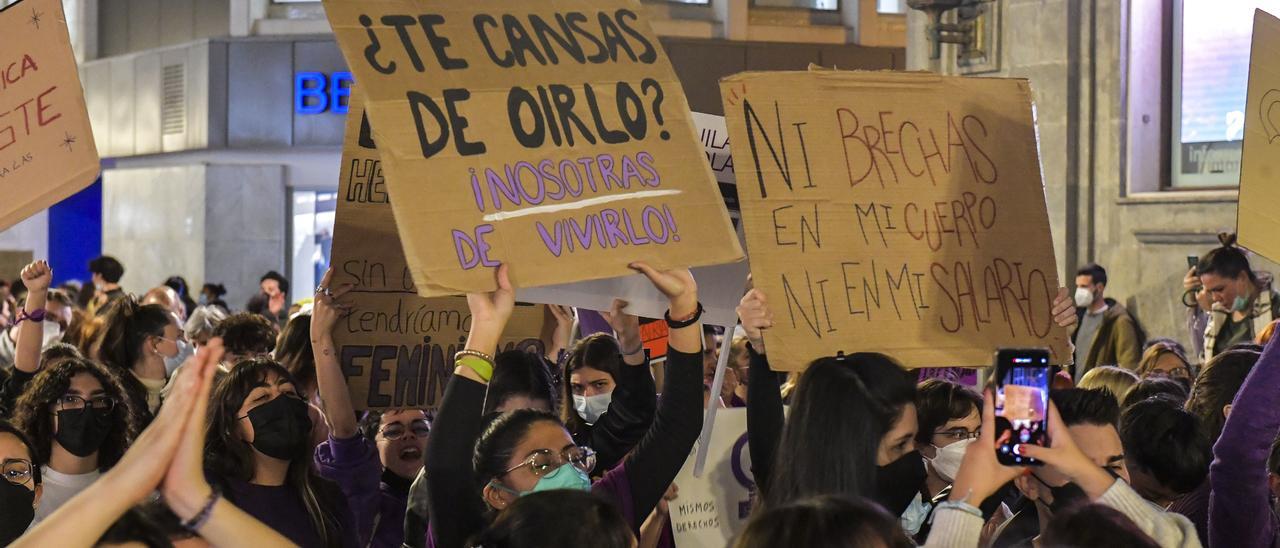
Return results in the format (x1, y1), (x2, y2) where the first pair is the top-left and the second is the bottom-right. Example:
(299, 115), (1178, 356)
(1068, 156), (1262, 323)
(424, 262), (704, 548)
(0, 421), (42, 544)
(310, 268), (430, 548)
(204, 355), (359, 547)
(11, 357), (142, 525)
(96, 297), (185, 418)
(905, 379), (983, 542)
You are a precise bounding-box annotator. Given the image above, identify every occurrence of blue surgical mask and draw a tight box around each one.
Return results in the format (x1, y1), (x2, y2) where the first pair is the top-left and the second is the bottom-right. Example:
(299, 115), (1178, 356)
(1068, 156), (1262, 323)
(493, 463), (591, 498)
(164, 338), (193, 376)
(1232, 295), (1250, 312)
(573, 393), (612, 425)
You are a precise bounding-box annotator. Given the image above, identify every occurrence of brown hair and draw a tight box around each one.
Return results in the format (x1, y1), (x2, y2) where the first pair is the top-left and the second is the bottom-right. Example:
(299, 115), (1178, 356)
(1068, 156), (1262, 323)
(11, 358), (142, 470)
(559, 333), (625, 434)
(1136, 342), (1191, 378)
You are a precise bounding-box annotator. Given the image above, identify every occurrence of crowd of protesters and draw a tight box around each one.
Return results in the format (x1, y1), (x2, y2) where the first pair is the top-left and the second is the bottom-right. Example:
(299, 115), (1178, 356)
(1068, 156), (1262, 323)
(0, 233), (1277, 548)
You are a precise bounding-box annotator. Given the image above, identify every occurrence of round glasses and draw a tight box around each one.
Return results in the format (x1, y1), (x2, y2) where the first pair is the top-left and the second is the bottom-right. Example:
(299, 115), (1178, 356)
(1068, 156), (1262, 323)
(2, 458), (34, 487)
(378, 419), (431, 441)
(933, 428), (980, 442)
(503, 446), (597, 478)
(54, 394), (116, 414)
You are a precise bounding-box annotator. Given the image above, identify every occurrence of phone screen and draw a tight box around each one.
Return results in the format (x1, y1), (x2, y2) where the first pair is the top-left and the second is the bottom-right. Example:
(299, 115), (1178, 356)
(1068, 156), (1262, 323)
(994, 349), (1051, 466)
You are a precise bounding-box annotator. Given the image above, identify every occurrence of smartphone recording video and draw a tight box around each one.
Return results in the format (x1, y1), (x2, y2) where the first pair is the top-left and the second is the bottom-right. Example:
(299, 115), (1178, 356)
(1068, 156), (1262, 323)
(994, 348), (1051, 466)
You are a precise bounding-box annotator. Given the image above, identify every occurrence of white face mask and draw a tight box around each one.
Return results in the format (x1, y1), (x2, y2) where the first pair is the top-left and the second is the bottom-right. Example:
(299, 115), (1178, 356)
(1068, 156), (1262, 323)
(164, 338), (193, 376)
(573, 393), (612, 425)
(1073, 287), (1094, 308)
(927, 438), (974, 483)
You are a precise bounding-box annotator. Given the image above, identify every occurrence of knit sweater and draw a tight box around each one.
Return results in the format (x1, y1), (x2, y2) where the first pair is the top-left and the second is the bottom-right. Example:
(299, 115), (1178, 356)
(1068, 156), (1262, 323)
(924, 480), (1201, 548)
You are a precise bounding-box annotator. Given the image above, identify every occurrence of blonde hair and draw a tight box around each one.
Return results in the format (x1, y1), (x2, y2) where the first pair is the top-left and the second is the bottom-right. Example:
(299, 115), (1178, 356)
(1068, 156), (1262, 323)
(1257, 319), (1280, 345)
(1136, 342), (1191, 379)
(1078, 366), (1139, 403)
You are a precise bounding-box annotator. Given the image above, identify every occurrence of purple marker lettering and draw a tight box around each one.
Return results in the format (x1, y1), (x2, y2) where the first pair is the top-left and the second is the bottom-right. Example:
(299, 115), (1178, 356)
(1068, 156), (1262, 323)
(601, 208), (628, 247)
(535, 220), (564, 257)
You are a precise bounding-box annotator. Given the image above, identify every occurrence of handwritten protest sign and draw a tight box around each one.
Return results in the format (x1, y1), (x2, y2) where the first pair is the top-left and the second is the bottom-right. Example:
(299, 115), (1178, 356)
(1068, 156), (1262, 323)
(1237, 10), (1280, 263)
(516, 111), (747, 327)
(323, 0), (743, 297)
(721, 71), (1068, 370)
(671, 408), (755, 547)
(330, 90), (545, 410)
(0, 0), (100, 230)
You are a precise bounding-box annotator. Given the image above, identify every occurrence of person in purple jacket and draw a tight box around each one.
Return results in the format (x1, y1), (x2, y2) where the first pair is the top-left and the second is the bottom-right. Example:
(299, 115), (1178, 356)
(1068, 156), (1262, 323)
(310, 269), (430, 548)
(425, 262), (703, 548)
(1208, 324), (1280, 548)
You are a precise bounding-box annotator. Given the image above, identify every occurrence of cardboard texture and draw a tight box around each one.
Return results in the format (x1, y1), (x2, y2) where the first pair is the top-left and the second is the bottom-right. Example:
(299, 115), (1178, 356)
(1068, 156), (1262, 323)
(1237, 9), (1280, 262)
(323, 0), (743, 297)
(670, 408), (755, 547)
(0, 0), (100, 231)
(720, 70), (1068, 370)
(330, 90), (545, 410)
(516, 112), (748, 327)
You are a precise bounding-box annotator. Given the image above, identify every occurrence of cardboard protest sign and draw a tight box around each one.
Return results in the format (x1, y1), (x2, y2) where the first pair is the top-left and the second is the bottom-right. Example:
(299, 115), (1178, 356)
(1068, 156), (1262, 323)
(516, 111), (747, 327)
(671, 408), (755, 547)
(323, 0), (743, 297)
(721, 71), (1069, 370)
(0, 0), (100, 231)
(330, 90), (545, 410)
(1237, 9), (1280, 263)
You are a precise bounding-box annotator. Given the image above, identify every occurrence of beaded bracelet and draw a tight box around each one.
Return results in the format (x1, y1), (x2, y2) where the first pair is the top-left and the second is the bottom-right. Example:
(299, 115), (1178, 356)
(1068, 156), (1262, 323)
(181, 489), (222, 533)
(455, 352), (495, 382)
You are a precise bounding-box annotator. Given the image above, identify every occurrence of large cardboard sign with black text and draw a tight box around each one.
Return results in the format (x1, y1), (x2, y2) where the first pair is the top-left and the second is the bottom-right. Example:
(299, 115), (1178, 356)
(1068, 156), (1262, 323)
(323, 0), (743, 297)
(0, 0), (100, 230)
(720, 71), (1068, 370)
(330, 91), (545, 410)
(1237, 9), (1280, 263)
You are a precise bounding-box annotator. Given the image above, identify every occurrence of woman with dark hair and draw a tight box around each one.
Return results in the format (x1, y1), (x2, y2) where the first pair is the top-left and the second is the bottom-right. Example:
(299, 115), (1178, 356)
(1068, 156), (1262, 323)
(204, 356), (358, 547)
(0, 420), (43, 544)
(14, 340), (295, 548)
(200, 283), (229, 311)
(251, 271), (291, 325)
(487, 349), (557, 414)
(11, 357), (142, 524)
(309, 269), (429, 547)
(162, 276), (197, 319)
(736, 288), (921, 516)
(733, 495), (913, 548)
(559, 298), (657, 475)
(275, 312), (318, 402)
(425, 262), (702, 548)
(905, 379), (983, 540)
(1185, 233), (1280, 361)
(737, 287), (1078, 518)
(467, 490), (633, 548)
(94, 297), (183, 416)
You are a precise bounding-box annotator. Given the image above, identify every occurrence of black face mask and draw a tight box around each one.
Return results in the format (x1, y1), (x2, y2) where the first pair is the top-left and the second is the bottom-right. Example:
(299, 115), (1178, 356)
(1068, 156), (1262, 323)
(875, 450), (927, 517)
(0, 478), (36, 545)
(55, 407), (113, 457)
(244, 395), (312, 460)
(1033, 467), (1120, 515)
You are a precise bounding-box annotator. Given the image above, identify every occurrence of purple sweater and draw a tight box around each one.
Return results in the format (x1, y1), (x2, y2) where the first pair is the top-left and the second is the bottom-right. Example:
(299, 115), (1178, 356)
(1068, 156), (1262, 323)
(1209, 333), (1280, 548)
(316, 435), (409, 548)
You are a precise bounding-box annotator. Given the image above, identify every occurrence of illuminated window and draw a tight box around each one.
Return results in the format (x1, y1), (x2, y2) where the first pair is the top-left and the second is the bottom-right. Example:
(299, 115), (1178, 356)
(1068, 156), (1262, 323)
(752, 0), (839, 11)
(877, 0), (906, 14)
(1171, 1), (1280, 187)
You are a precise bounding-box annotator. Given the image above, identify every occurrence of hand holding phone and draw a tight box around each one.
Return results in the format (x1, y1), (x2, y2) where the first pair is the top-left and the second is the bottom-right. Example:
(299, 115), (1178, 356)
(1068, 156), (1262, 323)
(993, 348), (1051, 466)
(1187, 255), (1199, 272)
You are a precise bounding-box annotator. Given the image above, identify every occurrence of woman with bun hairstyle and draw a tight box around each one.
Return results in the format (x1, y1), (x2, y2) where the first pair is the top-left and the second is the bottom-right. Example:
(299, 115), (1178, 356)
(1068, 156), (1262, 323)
(1185, 233), (1280, 361)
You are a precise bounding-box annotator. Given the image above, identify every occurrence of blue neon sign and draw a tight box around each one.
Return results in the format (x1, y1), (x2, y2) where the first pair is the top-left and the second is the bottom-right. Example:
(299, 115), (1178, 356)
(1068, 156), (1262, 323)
(295, 71), (353, 115)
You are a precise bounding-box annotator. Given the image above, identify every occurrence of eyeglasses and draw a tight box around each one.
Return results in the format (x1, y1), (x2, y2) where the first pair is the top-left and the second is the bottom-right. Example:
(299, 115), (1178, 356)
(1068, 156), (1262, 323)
(502, 446), (597, 477)
(378, 419), (431, 441)
(1146, 369), (1190, 380)
(933, 429), (980, 442)
(1, 458), (34, 486)
(54, 394), (116, 414)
